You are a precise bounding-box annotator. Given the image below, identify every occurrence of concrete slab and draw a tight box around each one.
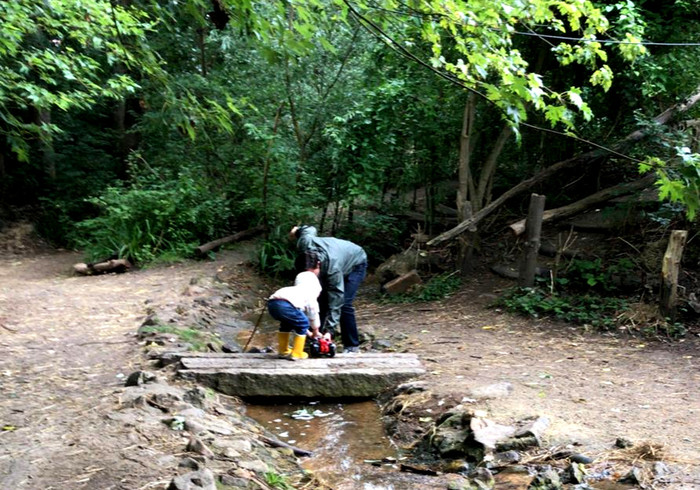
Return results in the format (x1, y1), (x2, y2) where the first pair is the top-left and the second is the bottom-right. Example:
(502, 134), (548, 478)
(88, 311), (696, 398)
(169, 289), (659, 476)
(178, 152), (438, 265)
(176, 353), (425, 398)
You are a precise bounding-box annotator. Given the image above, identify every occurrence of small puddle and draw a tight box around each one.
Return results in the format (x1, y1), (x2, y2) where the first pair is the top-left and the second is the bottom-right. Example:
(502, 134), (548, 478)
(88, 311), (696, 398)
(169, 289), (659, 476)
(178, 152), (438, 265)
(244, 400), (447, 489)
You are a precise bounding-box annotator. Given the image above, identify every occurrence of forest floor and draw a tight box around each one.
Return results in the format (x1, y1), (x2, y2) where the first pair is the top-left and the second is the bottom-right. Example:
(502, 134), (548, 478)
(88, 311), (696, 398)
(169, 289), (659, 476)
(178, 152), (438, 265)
(0, 223), (699, 489)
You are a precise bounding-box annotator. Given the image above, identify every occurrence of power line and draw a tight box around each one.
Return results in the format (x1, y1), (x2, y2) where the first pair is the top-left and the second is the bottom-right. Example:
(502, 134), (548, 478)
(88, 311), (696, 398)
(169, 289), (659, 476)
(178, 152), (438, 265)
(511, 30), (700, 47)
(343, 0), (643, 164)
(366, 1), (700, 48)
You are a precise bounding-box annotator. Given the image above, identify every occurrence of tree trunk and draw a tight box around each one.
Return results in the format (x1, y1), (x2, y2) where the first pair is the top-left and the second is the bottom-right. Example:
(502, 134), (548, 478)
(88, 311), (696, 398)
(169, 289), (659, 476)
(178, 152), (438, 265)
(35, 107), (55, 180)
(518, 194), (546, 287)
(195, 225), (266, 256)
(457, 94), (476, 221)
(659, 230), (687, 321)
(476, 124), (513, 211)
(508, 173), (656, 235)
(197, 27), (207, 77)
(261, 103), (285, 228)
(427, 84), (700, 247)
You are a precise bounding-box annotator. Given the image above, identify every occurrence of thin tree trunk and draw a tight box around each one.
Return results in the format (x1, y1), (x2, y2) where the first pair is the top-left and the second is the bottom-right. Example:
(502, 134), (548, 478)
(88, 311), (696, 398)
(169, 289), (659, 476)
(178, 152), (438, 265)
(457, 94), (476, 221)
(332, 200), (341, 234)
(476, 124), (513, 211)
(35, 108), (55, 180)
(319, 202), (329, 234)
(518, 194), (546, 287)
(456, 95), (477, 275)
(198, 27), (207, 77)
(261, 103), (285, 228)
(659, 230), (687, 321)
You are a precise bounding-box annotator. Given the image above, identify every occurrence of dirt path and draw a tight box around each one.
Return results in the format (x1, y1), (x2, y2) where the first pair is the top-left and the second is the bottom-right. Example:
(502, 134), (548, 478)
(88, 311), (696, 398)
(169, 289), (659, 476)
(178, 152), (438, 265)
(0, 250), (247, 489)
(359, 275), (700, 488)
(1, 249), (699, 489)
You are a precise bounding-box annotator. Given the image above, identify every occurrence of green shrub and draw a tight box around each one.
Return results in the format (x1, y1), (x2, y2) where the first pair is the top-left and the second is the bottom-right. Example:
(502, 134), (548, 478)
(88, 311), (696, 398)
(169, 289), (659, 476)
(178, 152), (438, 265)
(497, 286), (630, 330)
(75, 172), (230, 263)
(257, 225), (297, 277)
(559, 257), (636, 293)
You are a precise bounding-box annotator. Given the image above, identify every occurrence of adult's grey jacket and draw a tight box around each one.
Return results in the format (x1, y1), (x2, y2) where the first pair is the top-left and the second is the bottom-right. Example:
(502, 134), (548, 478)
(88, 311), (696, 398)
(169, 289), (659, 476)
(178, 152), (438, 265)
(296, 226), (367, 333)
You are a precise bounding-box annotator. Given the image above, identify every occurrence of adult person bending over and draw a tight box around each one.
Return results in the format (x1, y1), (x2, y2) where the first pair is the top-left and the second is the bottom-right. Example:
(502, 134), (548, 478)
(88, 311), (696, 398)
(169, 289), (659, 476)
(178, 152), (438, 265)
(290, 225), (368, 353)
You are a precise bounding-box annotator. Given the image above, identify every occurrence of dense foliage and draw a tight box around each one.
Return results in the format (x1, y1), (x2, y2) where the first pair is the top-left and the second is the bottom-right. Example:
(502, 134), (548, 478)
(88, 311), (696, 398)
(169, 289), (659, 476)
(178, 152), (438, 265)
(1, 0), (699, 282)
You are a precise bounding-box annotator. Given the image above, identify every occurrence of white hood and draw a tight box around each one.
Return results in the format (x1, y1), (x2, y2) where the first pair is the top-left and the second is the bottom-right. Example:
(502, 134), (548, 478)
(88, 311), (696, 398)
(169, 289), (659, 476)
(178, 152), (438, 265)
(295, 271), (322, 298)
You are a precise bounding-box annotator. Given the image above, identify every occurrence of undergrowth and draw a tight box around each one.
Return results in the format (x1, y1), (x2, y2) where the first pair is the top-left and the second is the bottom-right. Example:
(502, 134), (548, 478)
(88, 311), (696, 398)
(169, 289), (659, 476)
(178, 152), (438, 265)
(497, 287), (687, 338)
(140, 324), (221, 351)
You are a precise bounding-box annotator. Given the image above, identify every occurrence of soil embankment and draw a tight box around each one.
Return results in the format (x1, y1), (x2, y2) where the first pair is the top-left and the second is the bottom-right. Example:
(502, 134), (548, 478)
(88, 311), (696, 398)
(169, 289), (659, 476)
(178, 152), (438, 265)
(1, 244), (699, 489)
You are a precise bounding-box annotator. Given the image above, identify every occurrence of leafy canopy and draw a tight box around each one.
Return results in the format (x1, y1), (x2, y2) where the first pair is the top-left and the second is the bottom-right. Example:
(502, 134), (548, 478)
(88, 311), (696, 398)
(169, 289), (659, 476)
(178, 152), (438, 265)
(0, 1), (157, 160)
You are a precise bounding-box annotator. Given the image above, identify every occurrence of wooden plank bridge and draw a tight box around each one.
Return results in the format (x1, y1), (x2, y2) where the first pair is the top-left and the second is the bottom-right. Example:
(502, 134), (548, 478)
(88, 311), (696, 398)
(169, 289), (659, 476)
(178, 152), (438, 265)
(175, 353), (425, 398)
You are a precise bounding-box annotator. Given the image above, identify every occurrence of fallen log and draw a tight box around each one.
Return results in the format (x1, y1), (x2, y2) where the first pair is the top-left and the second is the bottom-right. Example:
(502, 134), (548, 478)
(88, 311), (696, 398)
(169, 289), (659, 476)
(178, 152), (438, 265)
(427, 84), (700, 247)
(73, 259), (132, 275)
(195, 225), (266, 256)
(508, 173), (656, 235)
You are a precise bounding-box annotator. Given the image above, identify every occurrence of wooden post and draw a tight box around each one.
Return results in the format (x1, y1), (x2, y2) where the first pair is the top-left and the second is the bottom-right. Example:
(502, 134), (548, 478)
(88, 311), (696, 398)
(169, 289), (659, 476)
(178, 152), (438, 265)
(518, 194), (546, 287)
(659, 230), (688, 321)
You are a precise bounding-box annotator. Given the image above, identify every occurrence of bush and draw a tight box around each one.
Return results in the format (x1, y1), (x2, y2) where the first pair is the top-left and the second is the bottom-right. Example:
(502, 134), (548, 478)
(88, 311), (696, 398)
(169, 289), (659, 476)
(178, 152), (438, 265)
(497, 286), (630, 331)
(257, 225), (297, 277)
(75, 173), (230, 263)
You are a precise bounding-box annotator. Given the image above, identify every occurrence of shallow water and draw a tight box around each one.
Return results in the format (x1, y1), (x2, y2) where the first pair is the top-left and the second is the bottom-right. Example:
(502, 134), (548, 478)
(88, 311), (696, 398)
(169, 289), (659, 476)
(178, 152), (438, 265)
(244, 400), (448, 489)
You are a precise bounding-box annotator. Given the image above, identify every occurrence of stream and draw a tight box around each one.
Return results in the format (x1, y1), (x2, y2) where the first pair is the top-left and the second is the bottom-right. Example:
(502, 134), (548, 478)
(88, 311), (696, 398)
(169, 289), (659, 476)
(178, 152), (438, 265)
(244, 400), (448, 489)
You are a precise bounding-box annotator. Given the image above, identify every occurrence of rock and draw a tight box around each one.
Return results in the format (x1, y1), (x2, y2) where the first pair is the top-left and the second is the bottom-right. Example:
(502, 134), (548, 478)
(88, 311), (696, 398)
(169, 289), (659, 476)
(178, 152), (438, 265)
(468, 382), (513, 400)
(167, 468), (216, 490)
(513, 416), (550, 443)
(178, 457), (201, 469)
(447, 475), (478, 490)
(125, 370), (158, 387)
(618, 467), (643, 485)
(443, 459), (472, 473)
(471, 416), (516, 450)
(183, 387), (215, 409)
(653, 461), (670, 478)
(186, 437), (215, 458)
(527, 468), (562, 490)
(220, 474), (251, 487)
(184, 420), (207, 435)
(372, 339), (393, 350)
(494, 450), (521, 465)
(565, 463), (587, 484)
(394, 381), (429, 395)
(238, 460), (269, 474)
(213, 439), (252, 454)
(221, 343), (240, 353)
(615, 437), (634, 448)
(569, 453), (594, 464)
(470, 467), (495, 489)
(177, 407), (207, 419)
(495, 436), (539, 452)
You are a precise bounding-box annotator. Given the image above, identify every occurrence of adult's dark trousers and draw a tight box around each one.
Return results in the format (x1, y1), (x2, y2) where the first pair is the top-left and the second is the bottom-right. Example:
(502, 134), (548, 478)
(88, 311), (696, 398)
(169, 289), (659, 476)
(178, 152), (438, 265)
(319, 262), (367, 347)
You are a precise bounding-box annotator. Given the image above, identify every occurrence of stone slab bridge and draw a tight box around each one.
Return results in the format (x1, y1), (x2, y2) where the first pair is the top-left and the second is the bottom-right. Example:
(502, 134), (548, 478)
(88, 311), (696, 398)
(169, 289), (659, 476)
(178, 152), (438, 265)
(173, 353), (426, 398)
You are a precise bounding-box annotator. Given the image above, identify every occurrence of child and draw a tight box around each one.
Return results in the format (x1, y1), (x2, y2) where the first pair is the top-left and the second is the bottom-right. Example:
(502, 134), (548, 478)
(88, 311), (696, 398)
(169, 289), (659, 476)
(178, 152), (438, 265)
(267, 251), (322, 360)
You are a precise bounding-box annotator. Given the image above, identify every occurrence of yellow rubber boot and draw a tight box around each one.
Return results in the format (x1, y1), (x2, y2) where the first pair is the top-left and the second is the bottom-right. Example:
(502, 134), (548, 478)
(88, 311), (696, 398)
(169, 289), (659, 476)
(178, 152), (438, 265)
(277, 332), (292, 357)
(290, 332), (309, 360)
